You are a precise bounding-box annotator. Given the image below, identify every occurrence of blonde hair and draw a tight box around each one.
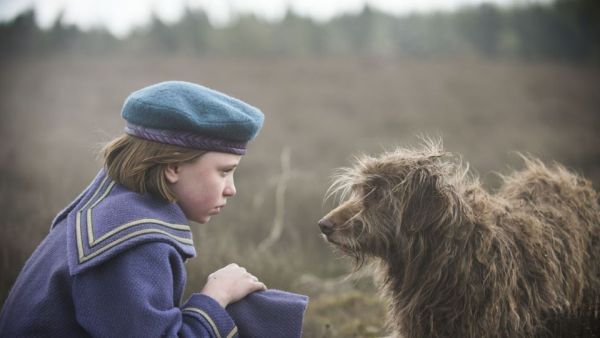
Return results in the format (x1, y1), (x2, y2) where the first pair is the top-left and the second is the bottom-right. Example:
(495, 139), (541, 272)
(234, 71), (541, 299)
(101, 134), (206, 202)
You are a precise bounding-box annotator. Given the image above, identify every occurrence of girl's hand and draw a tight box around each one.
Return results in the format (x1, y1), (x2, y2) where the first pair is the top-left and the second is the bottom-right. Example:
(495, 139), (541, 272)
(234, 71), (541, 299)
(200, 263), (267, 308)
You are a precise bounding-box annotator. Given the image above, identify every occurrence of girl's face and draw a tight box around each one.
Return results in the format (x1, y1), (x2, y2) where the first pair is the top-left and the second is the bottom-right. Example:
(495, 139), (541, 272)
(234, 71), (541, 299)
(166, 152), (241, 224)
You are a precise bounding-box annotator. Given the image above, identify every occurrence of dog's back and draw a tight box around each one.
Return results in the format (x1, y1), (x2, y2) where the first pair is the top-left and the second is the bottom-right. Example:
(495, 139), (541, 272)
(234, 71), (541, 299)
(497, 158), (600, 337)
(499, 158), (598, 225)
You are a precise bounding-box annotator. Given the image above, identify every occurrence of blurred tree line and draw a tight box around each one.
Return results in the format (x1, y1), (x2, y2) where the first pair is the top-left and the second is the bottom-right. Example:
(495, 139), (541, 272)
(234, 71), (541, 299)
(1, 0), (598, 61)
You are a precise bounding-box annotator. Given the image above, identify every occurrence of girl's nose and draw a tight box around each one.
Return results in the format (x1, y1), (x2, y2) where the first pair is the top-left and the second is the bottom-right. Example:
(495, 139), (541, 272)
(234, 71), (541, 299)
(224, 180), (236, 197)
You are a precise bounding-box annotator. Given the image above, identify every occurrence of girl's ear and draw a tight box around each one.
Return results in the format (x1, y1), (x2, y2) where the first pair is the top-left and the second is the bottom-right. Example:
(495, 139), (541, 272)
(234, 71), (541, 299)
(164, 164), (180, 184)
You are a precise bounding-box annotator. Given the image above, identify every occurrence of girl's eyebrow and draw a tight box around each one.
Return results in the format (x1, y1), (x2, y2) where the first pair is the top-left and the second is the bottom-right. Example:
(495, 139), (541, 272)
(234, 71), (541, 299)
(219, 164), (238, 170)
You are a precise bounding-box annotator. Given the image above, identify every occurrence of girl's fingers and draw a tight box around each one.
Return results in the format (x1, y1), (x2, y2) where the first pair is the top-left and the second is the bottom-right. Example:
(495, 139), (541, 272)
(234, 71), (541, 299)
(247, 274), (265, 289)
(255, 282), (267, 291)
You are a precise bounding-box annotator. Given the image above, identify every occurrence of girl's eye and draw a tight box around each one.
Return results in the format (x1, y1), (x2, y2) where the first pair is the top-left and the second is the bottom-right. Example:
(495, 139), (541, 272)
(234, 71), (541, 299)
(221, 168), (234, 176)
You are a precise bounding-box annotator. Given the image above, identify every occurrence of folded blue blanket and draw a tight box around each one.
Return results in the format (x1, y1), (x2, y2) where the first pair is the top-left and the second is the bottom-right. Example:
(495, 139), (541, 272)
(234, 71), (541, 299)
(228, 289), (309, 338)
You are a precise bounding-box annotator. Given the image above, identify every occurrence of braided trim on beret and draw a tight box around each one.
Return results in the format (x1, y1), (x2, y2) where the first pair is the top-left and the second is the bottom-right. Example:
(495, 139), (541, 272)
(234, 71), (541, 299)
(124, 123), (247, 155)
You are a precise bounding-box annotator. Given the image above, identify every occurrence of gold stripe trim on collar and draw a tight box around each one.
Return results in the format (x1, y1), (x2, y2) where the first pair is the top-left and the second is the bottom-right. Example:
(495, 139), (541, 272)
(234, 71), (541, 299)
(226, 326), (238, 338)
(75, 175), (110, 259)
(74, 174), (192, 263)
(182, 307), (228, 338)
(80, 175), (110, 212)
(77, 228), (193, 263)
(93, 218), (190, 244)
(86, 181), (116, 245)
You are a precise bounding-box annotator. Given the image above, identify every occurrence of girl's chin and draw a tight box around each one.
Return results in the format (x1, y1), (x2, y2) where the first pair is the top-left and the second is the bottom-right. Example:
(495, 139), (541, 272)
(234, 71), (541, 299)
(190, 215), (211, 224)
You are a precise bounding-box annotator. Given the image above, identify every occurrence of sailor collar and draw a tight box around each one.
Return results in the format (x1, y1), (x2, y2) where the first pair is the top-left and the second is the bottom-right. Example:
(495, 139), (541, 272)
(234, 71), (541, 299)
(52, 170), (196, 275)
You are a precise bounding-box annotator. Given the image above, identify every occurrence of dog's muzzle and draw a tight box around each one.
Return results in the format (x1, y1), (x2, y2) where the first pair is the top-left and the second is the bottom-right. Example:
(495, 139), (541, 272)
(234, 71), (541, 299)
(318, 218), (335, 235)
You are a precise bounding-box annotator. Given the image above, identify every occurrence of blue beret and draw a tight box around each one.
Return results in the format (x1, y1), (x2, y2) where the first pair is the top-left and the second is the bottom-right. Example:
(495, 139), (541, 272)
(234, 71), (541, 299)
(121, 81), (264, 155)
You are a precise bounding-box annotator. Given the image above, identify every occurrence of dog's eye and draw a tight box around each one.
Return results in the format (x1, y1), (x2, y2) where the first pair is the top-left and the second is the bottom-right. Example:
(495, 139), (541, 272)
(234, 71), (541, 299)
(360, 187), (378, 202)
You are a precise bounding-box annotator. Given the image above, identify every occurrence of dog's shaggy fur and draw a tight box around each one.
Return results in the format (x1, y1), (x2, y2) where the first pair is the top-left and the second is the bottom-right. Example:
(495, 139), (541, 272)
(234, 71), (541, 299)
(319, 142), (600, 338)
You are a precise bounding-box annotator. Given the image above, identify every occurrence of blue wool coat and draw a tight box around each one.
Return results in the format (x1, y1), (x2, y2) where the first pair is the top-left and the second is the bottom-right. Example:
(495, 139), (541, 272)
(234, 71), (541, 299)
(0, 170), (307, 337)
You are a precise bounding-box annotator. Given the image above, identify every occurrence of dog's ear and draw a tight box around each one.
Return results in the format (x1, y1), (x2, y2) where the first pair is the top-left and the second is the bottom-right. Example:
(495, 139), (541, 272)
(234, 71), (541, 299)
(392, 164), (465, 235)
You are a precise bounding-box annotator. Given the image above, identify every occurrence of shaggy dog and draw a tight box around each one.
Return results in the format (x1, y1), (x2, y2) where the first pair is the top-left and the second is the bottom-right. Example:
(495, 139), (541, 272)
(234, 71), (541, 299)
(318, 142), (600, 338)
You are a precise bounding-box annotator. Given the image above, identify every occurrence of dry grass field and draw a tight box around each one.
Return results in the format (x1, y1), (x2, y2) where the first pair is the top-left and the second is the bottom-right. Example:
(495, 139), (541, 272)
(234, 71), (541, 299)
(1, 56), (599, 336)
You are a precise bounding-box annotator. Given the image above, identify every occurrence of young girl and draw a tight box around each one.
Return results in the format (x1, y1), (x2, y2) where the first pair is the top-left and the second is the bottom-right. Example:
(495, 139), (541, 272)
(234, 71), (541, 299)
(0, 81), (307, 337)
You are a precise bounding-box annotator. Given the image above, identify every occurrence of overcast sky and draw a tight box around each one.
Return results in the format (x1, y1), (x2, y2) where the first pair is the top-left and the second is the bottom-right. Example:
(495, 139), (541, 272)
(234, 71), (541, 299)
(0, 0), (549, 37)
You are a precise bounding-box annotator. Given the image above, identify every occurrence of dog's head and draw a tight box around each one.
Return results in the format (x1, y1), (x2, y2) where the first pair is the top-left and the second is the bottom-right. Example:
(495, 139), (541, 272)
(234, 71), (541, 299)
(319, 142), (469, 265)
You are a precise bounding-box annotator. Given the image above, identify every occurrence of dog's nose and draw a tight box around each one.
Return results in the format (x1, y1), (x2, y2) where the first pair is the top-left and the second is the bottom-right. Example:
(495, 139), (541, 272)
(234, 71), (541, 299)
(318, 218), (335, 235)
